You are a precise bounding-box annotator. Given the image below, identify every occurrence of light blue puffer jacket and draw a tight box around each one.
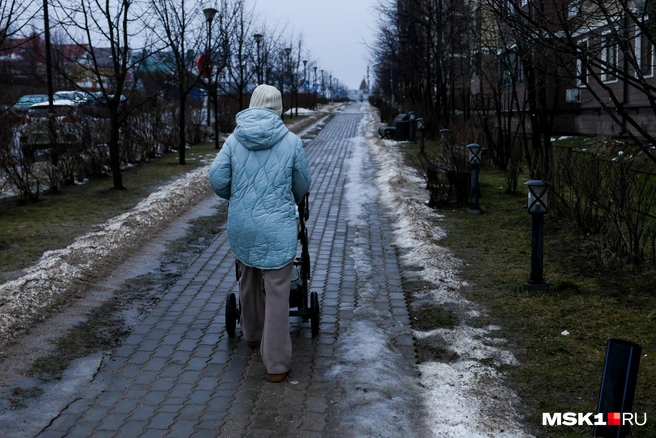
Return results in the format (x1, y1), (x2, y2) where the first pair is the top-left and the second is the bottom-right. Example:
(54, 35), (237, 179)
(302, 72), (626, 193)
(209, 107), (312, 270)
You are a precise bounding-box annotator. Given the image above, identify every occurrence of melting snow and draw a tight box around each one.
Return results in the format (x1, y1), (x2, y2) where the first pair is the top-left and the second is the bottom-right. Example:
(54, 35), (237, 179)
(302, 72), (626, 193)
(0, 164), (215, 345)
(336, 105), (532, 437)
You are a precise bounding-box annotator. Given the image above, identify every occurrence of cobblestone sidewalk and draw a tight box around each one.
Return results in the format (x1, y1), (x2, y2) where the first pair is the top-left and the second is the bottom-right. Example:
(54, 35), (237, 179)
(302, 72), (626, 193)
(39, 103), (422, 438)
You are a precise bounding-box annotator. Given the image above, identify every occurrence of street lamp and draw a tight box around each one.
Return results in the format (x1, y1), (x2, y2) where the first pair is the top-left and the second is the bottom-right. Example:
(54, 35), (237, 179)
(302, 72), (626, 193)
(524, 180), (550, 291)
(467, 143), (483, 214)
(321, 69), (324, 99)
(303, 60), (307, 92)
(313, 66), (317, 108)
(284, 47), (291, 119)
(203, 6), (219, 149)
(253, 33), (262, 85)
(329, 74), (332, 102)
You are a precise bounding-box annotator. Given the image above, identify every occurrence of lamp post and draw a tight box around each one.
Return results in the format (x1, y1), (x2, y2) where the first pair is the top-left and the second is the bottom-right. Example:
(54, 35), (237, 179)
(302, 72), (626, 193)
(313, 66), (317, 108)
(524, 180), (550, 291)
(467, 143), (483, 214)
(203, 7), (218, 148)
(417, 118), (425, 154)
(303, 59), (307, 96)
(329, 74), (332, 102)
(321, 69), (324, 99)
(253, 33), (262, 85)
(284, 47), (291, 119)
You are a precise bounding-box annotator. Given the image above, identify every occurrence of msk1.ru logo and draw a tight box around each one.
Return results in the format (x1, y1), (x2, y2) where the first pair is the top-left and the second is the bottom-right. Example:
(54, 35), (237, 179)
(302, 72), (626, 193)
(542, 412), (647, 426)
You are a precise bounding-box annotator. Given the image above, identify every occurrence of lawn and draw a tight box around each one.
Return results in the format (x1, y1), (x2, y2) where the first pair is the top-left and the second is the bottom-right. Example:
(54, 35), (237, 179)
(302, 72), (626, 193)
(397, 140), (655, 437)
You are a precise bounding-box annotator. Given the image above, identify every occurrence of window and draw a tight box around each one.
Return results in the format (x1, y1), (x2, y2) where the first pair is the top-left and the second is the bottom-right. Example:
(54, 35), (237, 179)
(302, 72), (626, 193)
(601, 32), (617, 82)
(577, 39), (589, 86)
(636, 31), (654, 77)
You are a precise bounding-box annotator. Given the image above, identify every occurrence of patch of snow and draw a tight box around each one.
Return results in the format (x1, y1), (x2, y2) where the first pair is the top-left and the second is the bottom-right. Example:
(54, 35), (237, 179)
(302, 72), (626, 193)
(283, 107), (316, 116)
(360, 105), (531, 437)
(0, 165), (215, 346)
(332, 110), (426, 436)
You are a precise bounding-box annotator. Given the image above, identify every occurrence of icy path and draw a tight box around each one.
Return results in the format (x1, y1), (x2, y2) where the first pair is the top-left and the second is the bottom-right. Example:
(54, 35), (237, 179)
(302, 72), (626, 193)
(338, 103), (532, 437)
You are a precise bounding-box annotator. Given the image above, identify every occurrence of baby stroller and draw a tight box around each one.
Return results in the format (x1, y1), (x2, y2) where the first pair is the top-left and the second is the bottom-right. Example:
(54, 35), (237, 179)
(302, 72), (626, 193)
(224, 193), (320, 337)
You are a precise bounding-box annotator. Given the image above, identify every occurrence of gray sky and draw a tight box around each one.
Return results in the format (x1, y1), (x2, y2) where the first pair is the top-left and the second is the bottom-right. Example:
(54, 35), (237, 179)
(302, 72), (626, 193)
(253, 0), (377, 90)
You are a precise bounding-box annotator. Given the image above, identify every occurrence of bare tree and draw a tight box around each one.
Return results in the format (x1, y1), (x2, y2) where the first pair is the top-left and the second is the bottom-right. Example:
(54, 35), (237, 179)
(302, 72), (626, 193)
(53, 0), (152, 190)
(0, 0), (38, 102)
(491, 0), (656, 165)
(219, 0), (257, 111)
(371, 0), (477, 127)
(149, 0), (204, 165)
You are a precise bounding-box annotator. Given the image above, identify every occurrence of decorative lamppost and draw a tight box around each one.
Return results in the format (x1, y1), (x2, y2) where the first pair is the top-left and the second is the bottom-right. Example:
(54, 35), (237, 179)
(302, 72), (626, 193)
(524, 180), (550, 291)
(284, 47), (291, 119)
(282, 47), (290, 119)
(321, 69), (324, 99)
(329, 74), (332, 102)
(313, 66), (317, 108)
(467, 143), (483, 214)
(417, 118), (425, 154)
(253, 33), (262, 85)
(303, 59), (307, 95)
(203, 6), (219, 148)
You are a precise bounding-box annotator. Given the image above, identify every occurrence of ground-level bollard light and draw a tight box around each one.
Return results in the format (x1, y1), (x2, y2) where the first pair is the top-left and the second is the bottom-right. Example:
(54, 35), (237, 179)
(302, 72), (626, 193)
(417, 117), (425, 154)
(409, 111), (416, 142)
(467, 143), (482, 214)
(523, 180), (550, 291)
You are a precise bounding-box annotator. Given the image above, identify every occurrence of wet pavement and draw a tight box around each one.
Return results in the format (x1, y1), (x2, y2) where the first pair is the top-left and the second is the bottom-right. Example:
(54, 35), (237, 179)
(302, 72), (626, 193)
(37, 104), (422, 437)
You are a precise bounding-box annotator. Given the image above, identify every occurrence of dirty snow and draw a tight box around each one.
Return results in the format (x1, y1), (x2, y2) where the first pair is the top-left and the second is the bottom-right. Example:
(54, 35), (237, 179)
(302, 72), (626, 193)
(327, 105), (426, 436)
(336, 104), (532, 437)
(0, 103), (532, 436)
(0, 163), (214, 347)
(283, 107), (316, 116)
(0, 105), (341, 349)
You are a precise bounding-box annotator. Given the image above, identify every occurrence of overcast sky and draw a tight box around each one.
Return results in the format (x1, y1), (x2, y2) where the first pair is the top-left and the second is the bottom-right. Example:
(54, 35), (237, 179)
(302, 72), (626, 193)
(253, 0), (378, 90)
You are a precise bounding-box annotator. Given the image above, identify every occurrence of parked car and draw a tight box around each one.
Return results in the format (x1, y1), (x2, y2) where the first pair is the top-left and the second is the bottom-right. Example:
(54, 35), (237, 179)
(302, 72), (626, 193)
(10, 94), (49, 112)
(53, 90), (95, 105)
(19, 100), (83, 149)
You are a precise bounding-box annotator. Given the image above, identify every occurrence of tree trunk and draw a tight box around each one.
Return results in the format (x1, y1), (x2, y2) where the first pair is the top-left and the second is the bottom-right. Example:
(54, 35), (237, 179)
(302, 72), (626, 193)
(109, 104), (124, 190)
(179, 89), (187, 165)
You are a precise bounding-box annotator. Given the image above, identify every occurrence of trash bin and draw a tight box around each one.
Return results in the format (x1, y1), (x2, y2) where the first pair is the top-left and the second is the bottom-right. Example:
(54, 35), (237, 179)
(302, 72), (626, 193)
(393, 113), (410, 141)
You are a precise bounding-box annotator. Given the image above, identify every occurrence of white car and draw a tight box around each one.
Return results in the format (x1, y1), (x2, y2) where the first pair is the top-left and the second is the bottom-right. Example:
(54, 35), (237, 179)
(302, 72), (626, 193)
(19, 100), (82, 149)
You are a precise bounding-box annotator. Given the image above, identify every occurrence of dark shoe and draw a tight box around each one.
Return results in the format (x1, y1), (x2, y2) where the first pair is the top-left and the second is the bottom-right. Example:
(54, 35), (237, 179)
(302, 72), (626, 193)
(267, 371), (289, 383)
(246, 339), (260, 349)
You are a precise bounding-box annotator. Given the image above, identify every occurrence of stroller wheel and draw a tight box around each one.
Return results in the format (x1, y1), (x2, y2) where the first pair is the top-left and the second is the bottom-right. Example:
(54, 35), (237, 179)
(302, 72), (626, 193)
(225, 292), (238, 337)
(310, 291), (320, 337)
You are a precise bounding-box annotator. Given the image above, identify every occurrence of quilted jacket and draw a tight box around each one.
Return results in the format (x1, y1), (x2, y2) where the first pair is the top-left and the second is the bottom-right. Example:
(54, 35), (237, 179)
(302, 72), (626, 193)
(209, 107), (312, 270)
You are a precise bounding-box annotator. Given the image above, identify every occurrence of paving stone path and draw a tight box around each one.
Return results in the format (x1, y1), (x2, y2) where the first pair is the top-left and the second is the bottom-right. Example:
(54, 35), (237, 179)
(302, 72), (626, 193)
(39, 103), (421, 438)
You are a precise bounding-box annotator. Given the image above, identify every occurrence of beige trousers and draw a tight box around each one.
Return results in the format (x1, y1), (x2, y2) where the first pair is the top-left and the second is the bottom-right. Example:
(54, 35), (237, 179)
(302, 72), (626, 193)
(237, 261), (293, 374)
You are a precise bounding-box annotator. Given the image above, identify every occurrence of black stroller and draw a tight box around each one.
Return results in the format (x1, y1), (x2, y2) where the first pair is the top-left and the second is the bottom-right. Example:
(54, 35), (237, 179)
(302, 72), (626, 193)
(224, 193), (320, 337)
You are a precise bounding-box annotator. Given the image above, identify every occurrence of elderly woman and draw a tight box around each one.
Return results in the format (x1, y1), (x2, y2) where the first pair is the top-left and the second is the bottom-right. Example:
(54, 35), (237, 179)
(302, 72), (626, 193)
(209, 84), (312, 383)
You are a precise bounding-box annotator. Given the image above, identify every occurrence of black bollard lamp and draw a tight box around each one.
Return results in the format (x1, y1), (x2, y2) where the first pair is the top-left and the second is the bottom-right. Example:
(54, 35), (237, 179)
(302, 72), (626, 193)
(524, 179), (550, 291)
